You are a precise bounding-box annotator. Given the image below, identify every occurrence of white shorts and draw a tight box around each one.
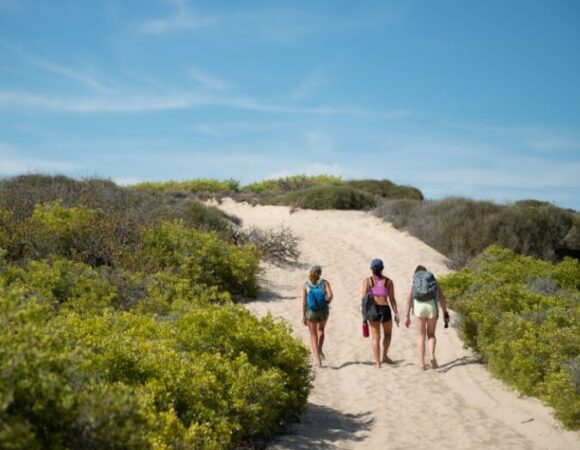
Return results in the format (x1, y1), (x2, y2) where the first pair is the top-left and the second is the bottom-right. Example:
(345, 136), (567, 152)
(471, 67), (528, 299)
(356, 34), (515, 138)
(413, 299), (438, 319)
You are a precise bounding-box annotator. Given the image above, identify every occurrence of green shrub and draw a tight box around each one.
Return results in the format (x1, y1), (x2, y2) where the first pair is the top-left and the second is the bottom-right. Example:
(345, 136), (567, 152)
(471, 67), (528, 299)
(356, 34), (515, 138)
(133, 220), (261, 298)
(345, 179), (424, 200)
(375, 197), (578, 266)
(0, 175), (239, 246)
(0, 209), (18, 258)
(133, 178), (240, 194)
(0, 174), (312, 449)
(0, 287), (311, 449)
(266, 185), (378, 210)
(24, 201), (124, 267)
(244, 175), (342, 194)
(440, 246), (580, 428)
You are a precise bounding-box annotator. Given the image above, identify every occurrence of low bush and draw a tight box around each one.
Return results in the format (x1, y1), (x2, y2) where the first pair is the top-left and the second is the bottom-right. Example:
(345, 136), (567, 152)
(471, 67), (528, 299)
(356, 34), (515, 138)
(0, 175), (239, 246)
(233, 225), (300, 265)
(345, 179), (423, 200)
(0, 286), (311, 449)
(242, 176), (424, 209)
(0, 174), (312, 448)
(266, 185), (378, 210)
(130, 220), (261, 298)
(132, 178), (240, 194)
(439, 246), (580, 428)
(244, 175), (342, 194)
(374, 197), (578, 266)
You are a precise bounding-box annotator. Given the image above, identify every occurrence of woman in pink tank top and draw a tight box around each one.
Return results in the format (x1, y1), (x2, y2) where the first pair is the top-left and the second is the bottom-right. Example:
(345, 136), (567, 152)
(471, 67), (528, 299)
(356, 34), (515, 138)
(361, 258), (400, 368)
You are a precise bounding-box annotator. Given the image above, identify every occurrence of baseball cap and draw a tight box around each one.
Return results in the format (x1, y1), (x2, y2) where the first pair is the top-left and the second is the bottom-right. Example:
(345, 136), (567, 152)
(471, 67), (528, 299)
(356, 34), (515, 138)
(370, 258), (384, 269)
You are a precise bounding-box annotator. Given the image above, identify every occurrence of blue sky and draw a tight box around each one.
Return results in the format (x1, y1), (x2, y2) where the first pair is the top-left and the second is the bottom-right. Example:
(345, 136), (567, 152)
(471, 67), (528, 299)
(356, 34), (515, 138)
(1, 0), (579, 210)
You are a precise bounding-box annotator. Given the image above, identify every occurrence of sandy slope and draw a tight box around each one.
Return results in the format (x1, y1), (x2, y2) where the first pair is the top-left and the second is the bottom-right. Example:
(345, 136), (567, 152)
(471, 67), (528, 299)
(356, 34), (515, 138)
(216, 199), (580, 450)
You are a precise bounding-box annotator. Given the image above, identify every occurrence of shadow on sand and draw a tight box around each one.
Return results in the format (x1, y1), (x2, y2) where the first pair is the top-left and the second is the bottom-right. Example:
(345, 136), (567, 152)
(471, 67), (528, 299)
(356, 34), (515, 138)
(330, 359), (405, 370)
(437, 356), (483, 373)
(267, 403), (375, 450)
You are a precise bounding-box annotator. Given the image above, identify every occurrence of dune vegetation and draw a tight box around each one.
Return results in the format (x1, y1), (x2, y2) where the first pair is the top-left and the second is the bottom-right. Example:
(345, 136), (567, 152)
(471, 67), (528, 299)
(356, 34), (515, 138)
(374, 197), (579, 267)
(1, 173), (579, 443)
(439, 246), (580, 428)
(0, 175), (309, 449)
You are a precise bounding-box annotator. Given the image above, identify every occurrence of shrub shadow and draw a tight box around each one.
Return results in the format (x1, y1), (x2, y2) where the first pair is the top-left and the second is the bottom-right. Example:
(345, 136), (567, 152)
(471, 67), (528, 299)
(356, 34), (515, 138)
(255, 286), (298, 303)
(330, 359), (405, 370)
(268, 403), (375, 449)
(437, 356), (483, 373)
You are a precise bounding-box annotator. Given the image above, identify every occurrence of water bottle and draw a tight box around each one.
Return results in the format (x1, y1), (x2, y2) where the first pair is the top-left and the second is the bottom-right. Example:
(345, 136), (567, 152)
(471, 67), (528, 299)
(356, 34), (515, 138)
(362, 320), (369, 337)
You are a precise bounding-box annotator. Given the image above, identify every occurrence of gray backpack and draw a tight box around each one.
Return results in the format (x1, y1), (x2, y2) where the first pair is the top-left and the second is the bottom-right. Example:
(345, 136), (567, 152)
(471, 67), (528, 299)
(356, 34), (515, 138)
(412, 271), (438, 301)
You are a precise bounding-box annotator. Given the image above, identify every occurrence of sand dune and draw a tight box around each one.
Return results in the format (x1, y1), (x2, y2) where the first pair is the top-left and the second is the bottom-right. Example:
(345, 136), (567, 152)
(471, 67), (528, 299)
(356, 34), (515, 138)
(216, 198), (580, 450)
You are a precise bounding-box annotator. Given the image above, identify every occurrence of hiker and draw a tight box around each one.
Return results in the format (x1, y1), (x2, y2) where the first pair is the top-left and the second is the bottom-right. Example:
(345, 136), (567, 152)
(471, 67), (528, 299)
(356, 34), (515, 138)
(303, 264), (333, 367)
(361, 258), (399, 368)
(404, 265), (450, 370)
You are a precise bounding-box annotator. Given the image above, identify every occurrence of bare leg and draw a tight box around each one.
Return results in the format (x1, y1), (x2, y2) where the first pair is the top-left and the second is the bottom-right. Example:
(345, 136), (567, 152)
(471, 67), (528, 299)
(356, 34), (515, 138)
(416, 317), (427, 369)
(381, 320), (393, 363)
(369, 321), (382, 368)
(427, 318), (438, 368)
(307, 320), (323, 367)
(317, 320), (327, 359)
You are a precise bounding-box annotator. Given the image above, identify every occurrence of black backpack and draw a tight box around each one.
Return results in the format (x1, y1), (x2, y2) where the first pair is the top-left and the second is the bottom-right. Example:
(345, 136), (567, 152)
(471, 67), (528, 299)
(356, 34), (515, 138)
(361, 277), (389, 321)
(412, 271), (438, 301)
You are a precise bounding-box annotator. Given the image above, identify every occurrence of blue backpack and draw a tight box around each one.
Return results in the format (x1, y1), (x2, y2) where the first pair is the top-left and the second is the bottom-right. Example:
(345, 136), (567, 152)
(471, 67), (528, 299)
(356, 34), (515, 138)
(306, 280), (327, 310)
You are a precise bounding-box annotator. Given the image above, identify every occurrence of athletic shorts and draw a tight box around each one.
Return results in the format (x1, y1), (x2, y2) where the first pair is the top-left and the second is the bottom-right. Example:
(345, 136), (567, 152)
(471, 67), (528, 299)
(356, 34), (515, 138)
(305, 306), (329, 322)
(413, 299), (438, 319)
(367, 304), (392, 323)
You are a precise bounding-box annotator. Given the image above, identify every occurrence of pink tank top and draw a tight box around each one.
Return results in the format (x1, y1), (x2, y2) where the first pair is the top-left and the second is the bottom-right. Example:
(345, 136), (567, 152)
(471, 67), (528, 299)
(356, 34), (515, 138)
(371, 276), (388, 297)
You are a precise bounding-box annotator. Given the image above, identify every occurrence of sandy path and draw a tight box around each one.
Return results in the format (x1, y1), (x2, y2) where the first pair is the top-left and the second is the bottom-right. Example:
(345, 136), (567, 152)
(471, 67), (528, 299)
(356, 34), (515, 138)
(216, 199), (580, 450)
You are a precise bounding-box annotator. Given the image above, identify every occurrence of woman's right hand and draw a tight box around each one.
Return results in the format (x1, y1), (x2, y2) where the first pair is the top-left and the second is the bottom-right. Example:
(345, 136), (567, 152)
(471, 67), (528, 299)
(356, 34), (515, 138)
(405, 317), (411, 328)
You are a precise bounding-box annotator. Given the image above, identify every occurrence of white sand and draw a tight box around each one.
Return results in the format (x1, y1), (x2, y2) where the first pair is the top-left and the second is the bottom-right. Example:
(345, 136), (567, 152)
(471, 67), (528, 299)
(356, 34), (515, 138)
(216, 198), (580, 450)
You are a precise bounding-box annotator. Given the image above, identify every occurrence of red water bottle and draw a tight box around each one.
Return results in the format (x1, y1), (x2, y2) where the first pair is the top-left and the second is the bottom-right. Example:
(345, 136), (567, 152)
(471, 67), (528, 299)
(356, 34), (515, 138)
(362, 320), (369, 338)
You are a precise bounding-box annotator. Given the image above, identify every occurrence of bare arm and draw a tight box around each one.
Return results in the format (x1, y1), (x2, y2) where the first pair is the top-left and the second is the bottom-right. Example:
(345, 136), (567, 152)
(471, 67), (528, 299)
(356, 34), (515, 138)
(387, 279), (399, 325)
(437, 285), (448, 315)
(361, 277), (370, 297)
(404, 285), (413, 328)
(324, 280), (333, 303)
(302, 285), (307, 324)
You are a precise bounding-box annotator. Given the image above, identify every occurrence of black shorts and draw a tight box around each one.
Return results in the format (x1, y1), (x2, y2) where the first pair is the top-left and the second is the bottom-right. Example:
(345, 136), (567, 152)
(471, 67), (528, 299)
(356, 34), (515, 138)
(368, 304), (392, 323)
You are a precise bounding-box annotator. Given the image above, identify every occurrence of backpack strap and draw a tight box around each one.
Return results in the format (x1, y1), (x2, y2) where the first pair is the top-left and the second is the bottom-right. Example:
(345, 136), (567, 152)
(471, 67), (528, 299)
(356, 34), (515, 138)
(365, 276), (375, 295)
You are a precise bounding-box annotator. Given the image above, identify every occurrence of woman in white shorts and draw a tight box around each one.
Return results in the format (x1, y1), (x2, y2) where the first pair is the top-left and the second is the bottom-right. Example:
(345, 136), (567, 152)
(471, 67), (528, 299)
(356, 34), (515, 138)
(404, 265), (449, 370)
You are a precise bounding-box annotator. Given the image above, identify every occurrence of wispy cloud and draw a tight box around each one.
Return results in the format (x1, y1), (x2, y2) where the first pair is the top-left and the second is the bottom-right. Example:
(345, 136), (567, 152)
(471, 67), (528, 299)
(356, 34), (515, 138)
(190, 120), (288, 136)
(0, 142), (80, 174)
(290, 69), (327, 102)
(188, 67), (230, 91)
(0, 90), (203, 112)
(137, 1), (371, 42)
(138, 0), (216, 34)
(527, 136), (580, 151)
(2, 43), (112, 92)
(304, 130), (335, 156)
(0, 89), (377, 116)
